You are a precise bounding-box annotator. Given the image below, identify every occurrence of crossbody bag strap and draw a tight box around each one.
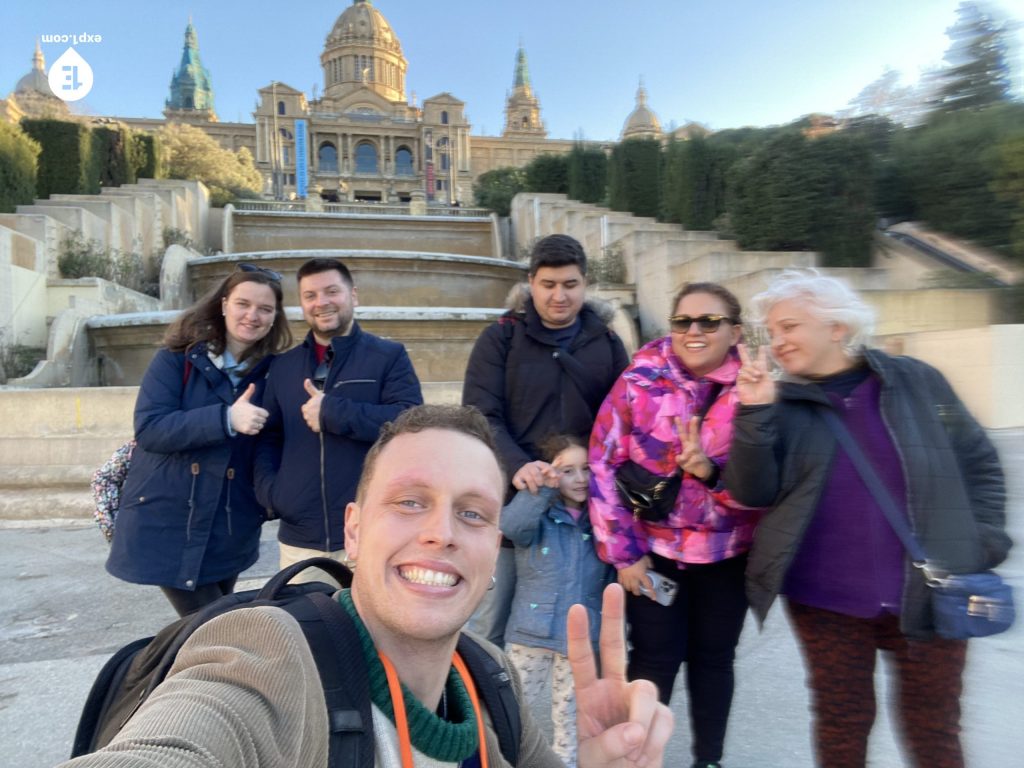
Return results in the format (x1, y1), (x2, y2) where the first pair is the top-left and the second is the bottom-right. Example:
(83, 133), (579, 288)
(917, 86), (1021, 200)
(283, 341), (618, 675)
(816, 407), (928, 564)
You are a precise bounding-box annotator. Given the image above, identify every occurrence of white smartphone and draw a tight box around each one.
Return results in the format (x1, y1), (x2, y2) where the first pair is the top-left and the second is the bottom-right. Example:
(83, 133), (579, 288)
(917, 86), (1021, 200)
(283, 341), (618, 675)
(639, 570), (679, 606)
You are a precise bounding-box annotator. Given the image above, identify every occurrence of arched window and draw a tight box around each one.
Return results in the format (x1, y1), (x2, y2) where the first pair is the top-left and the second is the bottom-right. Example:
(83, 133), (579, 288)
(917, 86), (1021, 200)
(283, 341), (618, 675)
(395, 146), (413, 176)
(279, 128), (293, 140)
(277, 101), (286, 115)
(440, 110), (449, 125)
(318, 142), (338, 173)
(355, 141), (378, 174)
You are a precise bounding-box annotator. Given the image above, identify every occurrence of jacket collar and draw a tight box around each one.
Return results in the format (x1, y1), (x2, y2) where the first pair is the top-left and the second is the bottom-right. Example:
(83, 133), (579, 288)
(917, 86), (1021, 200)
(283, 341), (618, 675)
(520, 298), (606, 346)
(302, 321), (362, 351)
(776, 346), (886, 405)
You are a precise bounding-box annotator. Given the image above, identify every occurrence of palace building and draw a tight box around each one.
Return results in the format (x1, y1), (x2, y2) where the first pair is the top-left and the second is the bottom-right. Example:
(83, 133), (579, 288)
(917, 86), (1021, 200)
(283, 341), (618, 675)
(5, 0), (683, 204)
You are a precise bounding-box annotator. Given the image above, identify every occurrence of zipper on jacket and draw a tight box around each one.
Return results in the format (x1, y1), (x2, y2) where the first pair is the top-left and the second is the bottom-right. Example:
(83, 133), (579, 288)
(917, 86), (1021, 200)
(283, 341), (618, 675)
(320, 432), (330, 553)
(225, 468), (235, 536)
(186, 462), (200, 541)
(877, 381), (917, 627)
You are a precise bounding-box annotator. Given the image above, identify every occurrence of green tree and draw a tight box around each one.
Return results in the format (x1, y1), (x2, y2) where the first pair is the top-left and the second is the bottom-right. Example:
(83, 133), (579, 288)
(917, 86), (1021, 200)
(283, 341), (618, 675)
(0, 122), (41, 213)
(472, 166), (525, 216)
(608, 138), (661, 218)
(894, 104), (1023, 253)
(159, 123), (262, 206)
(523, 153), (568, 194)
(990, 133), (1024, 258)
(20, 118), (100, 198)
(661, 136), (739, 230)
(729, 132), (875, 266)
(933, 1), (1016, 115)
(567, 144), (607, 203)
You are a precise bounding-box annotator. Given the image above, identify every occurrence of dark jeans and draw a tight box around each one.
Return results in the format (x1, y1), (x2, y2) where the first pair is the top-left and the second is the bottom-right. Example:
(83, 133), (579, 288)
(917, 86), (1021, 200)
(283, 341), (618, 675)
(626, 553), (749, 764)
(786, 600), (967, 768)
(160, 576), (239, 617)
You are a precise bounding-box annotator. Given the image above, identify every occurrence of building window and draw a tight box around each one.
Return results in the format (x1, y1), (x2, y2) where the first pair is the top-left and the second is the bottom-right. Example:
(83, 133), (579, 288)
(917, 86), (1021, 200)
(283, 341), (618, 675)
(277, 101), (286, 116)
(355, 141), (378, 174)
(318, 142), (338, 173)
(282, 145), (291, 166)
(437, 137), (449, 171)
(441, 110), (449, 125)
(279, 128), (293, 140)
(395, 146), (413, 176)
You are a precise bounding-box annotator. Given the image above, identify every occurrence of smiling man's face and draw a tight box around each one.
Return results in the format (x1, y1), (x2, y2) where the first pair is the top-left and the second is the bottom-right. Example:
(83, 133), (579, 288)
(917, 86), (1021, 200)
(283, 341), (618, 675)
(344, 428), (504, 649)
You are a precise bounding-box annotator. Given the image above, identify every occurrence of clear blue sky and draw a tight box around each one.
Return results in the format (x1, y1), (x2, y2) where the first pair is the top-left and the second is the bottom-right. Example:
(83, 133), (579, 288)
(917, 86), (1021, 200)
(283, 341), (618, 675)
(3, 1), (1022, 140)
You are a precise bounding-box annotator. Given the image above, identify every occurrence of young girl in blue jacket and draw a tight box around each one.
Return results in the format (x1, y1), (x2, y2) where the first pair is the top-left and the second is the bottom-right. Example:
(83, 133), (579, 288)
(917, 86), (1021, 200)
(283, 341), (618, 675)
(501, 434), (613, 768)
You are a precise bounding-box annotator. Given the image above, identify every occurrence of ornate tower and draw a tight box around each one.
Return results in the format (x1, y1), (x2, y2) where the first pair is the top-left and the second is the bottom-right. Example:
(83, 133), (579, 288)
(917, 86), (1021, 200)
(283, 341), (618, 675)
(621, 79), (662, 141)
(165, 20), (217, 122)
(502, 45), (546, 137)
(320, 0), (407, 105)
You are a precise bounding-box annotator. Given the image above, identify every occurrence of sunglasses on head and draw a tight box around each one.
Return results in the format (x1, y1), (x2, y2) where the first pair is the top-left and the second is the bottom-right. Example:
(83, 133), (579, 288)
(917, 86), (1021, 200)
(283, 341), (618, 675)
(668, 314), (736, 333)
(237, 263), (283, 282)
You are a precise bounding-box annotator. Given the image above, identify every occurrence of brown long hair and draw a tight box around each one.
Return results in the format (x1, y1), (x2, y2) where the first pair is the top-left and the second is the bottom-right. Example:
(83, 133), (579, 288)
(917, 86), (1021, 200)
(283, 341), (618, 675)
(164, 270), (292, 364)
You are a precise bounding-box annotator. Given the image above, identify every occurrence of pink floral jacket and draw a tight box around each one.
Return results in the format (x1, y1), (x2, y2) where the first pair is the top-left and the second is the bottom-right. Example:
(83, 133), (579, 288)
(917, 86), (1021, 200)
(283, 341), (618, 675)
(588, 337), (762, 569)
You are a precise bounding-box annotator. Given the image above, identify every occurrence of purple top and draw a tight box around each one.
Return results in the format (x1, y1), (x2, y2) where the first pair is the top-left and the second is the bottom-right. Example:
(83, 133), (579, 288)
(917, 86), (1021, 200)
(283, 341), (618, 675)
(783, 373), (908, 618)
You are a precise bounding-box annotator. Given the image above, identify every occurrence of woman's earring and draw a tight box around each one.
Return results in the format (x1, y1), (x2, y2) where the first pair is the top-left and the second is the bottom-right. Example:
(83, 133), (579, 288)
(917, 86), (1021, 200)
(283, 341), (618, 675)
(488, 575), (496, 591)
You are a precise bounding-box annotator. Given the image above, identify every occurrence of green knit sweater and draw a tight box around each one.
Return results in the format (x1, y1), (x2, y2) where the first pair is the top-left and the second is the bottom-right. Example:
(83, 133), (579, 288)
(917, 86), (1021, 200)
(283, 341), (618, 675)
(337, 590), (479, 763)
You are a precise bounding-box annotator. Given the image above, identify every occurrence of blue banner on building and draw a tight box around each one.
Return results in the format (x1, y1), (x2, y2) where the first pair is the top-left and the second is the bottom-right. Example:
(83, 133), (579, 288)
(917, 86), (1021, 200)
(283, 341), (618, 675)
(294, 119), (308, 198)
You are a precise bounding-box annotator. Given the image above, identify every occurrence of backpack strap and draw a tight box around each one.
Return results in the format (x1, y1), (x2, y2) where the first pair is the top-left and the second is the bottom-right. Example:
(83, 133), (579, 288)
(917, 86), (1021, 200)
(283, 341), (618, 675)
(287, 592), (375, 768)
(455, 634), (521, 765)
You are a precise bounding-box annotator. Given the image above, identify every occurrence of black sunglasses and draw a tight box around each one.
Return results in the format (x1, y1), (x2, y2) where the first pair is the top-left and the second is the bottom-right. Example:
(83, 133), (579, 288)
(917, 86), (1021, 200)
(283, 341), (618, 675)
(237, 263), (283, 282)
(668, 314), (736, 333)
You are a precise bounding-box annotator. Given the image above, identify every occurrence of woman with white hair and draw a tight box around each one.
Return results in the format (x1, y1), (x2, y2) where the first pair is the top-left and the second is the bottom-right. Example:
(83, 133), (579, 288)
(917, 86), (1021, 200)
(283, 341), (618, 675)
(725, 270), (1010, 768)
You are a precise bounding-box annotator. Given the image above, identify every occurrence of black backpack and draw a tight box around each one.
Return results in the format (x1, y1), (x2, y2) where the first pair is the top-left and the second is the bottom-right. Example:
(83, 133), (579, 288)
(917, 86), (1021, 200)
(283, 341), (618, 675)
(71, 558), (521, 766)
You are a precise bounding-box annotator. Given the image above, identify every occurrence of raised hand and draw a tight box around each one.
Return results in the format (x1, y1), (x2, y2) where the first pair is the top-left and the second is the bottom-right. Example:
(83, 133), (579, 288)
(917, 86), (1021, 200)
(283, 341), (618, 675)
(568, 584), (674, 766)
(229, 383), (270, 435)
(674, 415), (712, 480)
(736, 343), (776, 405)
(301, 378), (324, 433)
(511, 460), (553, 494)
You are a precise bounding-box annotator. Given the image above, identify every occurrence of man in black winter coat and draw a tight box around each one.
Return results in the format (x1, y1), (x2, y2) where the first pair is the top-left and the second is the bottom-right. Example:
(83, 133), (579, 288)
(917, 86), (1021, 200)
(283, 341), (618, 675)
(462, 234), (629, 644)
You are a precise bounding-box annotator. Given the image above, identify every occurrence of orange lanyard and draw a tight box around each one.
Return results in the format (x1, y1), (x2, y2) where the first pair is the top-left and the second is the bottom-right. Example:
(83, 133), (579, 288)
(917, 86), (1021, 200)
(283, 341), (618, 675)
(377, 650), (489, 768)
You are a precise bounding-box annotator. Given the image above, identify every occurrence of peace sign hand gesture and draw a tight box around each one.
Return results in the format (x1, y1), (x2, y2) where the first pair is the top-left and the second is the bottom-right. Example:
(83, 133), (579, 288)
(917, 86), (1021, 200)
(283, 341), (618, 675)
(736, 343), (776, 406)
(674, 416), (712, 481)
(568, 584), (674, 766)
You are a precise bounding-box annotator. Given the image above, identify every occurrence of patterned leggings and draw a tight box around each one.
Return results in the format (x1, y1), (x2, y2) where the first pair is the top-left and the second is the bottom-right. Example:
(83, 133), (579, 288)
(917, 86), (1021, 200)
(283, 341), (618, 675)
(506, 643), (578, 768)
(786, 600), (968, 768)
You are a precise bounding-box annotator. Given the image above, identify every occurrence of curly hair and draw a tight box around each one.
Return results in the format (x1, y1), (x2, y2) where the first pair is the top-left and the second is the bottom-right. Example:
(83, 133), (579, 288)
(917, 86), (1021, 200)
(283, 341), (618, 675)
(751, 269), (875, 354)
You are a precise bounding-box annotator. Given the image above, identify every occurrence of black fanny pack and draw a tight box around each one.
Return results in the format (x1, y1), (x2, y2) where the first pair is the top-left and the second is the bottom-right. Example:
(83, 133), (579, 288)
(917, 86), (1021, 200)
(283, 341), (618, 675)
(614, 462), (681, 522)
(613, 382), (723, 523)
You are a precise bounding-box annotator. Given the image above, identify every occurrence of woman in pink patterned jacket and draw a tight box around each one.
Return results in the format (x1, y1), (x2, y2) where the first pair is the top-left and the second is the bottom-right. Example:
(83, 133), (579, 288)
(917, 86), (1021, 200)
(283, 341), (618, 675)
(588, 282), (761, 768)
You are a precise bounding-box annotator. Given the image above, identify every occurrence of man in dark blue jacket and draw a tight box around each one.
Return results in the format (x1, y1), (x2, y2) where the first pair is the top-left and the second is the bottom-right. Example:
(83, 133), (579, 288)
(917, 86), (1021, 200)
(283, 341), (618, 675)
(255, 258), (423, 583)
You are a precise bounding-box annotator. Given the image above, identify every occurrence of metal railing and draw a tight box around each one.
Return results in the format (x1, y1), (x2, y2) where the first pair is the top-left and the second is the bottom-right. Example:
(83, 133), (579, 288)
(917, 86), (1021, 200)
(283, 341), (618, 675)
(232, 200), (491, 217)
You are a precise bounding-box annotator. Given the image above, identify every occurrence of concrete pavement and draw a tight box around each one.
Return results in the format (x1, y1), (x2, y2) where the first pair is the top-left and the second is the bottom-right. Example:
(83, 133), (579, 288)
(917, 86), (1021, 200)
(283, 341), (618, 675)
(2, 429), (1021, 767)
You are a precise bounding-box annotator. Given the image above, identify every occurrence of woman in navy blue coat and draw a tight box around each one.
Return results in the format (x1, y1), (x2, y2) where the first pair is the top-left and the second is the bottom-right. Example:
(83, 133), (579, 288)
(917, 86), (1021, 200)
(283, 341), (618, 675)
(107, 265), (292, 616)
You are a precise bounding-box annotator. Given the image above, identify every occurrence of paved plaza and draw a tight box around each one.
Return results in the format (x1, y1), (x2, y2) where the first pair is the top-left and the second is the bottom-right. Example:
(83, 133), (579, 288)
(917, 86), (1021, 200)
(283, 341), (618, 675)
(1, 430), (1021, 768)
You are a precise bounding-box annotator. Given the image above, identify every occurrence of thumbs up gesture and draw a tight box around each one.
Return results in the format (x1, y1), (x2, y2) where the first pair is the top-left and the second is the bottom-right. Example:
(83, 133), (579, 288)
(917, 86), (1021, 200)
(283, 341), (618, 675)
(301, 378), (324, 433)
(229, 383), (270, 436)
(675, 415), (713, 480)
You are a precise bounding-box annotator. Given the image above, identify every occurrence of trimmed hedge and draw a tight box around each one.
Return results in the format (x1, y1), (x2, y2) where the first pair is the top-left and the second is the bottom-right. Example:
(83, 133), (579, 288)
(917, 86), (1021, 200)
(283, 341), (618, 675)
(0, 121), (41, 213)
(20, 118), (99, 198)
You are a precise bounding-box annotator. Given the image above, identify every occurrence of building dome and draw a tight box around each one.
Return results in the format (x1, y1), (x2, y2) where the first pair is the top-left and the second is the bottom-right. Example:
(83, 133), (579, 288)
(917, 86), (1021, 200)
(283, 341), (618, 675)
(321, 0), (407, 104)
(15, 43), (56, 97)
(11, 42), (69, 119)
(621, 82), (662, 141)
